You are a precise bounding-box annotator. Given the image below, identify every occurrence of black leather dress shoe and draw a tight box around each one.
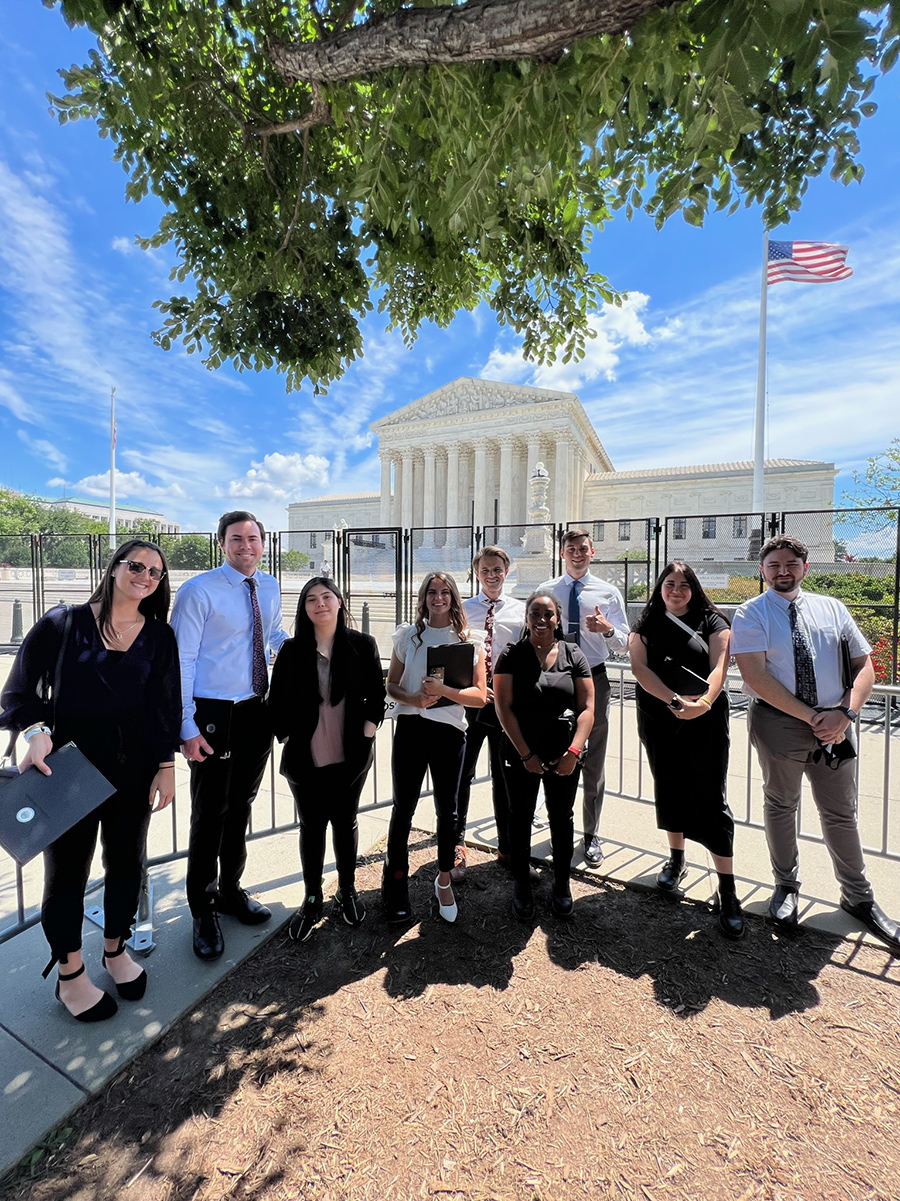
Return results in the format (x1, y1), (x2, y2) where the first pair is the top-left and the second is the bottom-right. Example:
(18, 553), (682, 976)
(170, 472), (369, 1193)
(713, 889), (745, 940)
(551, 888), (574, 919)
(840, 899), (900, 955)
(215, 888), (271, 925)
(657, 858), (687, 891)
(584, 836), (603, 868)
(497, 852), (539, 883)
(768, 885), (799, 929)
(193, 913), (224, 960)
(512, 883), (535, 922)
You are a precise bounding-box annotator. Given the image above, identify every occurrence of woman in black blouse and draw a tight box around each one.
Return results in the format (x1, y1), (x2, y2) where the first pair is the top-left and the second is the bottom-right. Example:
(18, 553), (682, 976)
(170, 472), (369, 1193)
(494, 592), (594, 921)
(0, 540), (181, 1021)
(628, 561), (743, 938)
(268, 578), (385, 944)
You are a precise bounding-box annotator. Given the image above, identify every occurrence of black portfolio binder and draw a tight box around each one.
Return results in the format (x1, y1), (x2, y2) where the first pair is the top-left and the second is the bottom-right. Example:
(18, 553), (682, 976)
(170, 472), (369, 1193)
(659, 657), (711, 697)
(0, 743), (115, 865)
(426, 643), (476, 708)
(193, 697), (235, 757)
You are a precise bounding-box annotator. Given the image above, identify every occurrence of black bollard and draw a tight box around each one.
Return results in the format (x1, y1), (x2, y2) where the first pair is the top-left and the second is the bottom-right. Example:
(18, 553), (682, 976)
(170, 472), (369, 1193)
(361, 601), (370, 635)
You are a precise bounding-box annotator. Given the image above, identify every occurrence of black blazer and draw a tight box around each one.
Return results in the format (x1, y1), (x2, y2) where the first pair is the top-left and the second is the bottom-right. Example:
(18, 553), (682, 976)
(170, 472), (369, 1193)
(267, 628), (386, 783)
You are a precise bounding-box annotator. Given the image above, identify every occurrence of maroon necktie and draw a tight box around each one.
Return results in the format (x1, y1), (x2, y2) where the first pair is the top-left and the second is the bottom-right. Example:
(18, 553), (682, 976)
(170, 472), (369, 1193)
(484, 599), (495, 681)
(245, 577), (268, 696)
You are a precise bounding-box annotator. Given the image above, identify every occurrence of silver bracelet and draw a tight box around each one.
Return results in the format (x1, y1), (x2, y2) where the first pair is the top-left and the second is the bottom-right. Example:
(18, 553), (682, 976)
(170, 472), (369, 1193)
(23, 725), (51, 742)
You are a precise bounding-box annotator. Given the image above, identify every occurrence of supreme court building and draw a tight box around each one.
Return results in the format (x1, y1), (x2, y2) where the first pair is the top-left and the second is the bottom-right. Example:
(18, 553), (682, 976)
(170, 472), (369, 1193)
(287, 377), (836, 551)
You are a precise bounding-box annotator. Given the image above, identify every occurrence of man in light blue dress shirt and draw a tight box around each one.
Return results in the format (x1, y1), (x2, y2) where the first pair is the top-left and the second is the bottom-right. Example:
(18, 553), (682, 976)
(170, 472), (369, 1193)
(171, 510), (289, 960)
(539, 528), (630, 868)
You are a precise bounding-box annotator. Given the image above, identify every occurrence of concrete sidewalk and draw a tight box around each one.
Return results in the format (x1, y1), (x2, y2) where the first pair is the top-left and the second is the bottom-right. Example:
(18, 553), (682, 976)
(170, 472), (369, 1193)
(2, 732), (899, 1178)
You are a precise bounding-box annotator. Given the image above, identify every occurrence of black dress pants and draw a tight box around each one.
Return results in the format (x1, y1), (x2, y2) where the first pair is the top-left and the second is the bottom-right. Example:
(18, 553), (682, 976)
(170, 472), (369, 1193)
(42, 784), (153, 960)
(287, 762), (367, 896)
(455, 704), (511, 855)
(502, 752), (580, 890)
(386, 715), (465, 876)
(186, 696), (272, 916)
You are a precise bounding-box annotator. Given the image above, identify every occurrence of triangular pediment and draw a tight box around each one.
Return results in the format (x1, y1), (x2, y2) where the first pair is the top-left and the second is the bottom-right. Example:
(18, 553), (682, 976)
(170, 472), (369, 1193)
(370, 377), (578, 429)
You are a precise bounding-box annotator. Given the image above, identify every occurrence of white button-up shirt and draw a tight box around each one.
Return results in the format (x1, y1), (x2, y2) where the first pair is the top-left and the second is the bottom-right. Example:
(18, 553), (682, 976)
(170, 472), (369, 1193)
(731, 587), (870, 708)
(462, 591), (526, 668)
(538, 571), (630, 669)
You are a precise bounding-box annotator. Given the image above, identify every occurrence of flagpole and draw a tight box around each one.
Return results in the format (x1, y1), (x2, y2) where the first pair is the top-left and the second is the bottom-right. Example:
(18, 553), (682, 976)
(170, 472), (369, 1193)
(109, 386), (117, 553)
(751, 229), (769, 516)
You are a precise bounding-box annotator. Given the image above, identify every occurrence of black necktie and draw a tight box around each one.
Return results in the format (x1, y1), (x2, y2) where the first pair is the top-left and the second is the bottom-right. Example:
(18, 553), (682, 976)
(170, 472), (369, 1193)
(789, 600), (818, 707)
(568, 580), (582, 645)
(246, 577), (268, 697)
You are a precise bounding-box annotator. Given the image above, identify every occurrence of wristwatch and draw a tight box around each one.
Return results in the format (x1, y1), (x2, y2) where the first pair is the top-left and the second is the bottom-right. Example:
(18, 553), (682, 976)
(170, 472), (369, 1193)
(837, 705), (858, 722)
(602, 627), (615, 639)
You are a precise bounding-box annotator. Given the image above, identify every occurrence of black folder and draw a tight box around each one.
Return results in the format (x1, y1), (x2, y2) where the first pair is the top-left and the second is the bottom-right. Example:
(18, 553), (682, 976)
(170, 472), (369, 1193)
(426, 643), (475, 708)
(0, 743), (115, 865)
(659, 657), (711, 697)
(193, 697), (234, 757)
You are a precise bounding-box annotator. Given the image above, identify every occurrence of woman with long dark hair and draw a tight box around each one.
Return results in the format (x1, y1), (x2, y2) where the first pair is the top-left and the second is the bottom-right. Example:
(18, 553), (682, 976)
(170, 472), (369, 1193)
(267, 577), (385, 943)
(493, 592), (594, 921)
(628, 561), (743, 938)
(382, 571), (487, 924)
(0, 539), (181, 1020)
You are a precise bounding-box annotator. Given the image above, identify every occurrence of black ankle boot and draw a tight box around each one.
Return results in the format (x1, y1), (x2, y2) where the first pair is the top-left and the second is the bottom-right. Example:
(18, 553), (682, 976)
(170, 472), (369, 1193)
(657, 851), (686, 891)
(381, 866), (411, 923)
(713, 876), (745, 940)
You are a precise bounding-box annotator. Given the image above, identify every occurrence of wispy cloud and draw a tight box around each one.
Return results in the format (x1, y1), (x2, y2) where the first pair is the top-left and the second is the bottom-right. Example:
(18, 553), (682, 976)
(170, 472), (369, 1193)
(64, 467), (188, 502)
(17, 429), (67, 472)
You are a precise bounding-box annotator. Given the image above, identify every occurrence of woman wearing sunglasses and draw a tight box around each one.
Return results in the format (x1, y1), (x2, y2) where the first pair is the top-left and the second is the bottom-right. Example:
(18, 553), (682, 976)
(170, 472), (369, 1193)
(0, 540), (181, 1022)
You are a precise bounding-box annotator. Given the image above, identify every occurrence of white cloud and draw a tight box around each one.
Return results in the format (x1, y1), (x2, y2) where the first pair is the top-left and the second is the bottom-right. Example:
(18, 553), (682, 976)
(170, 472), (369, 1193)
(480, 293), (656, 392)
(67, 468), (188, 502)
(0, 370), (32, 422)
(224, 452), (330, 502)
(17, 429), (66, 472)
(111, 236), (136, 255)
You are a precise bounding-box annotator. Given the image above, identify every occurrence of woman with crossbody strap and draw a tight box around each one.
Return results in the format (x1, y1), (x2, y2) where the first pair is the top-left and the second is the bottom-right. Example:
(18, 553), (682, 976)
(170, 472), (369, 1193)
(628, 561), (744, 940)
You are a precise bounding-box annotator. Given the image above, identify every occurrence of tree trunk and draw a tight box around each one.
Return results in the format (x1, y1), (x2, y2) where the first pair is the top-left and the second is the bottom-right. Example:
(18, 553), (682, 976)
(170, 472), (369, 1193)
(270, 0), (671, 85)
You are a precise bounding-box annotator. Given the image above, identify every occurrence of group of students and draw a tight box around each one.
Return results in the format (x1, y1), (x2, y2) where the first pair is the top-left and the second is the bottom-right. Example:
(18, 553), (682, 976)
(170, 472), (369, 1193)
(2, 516), (898, 1025)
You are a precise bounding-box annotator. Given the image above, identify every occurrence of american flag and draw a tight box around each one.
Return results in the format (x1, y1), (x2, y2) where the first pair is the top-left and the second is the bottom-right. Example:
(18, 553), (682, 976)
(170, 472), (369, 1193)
(767, 240), (853, 285)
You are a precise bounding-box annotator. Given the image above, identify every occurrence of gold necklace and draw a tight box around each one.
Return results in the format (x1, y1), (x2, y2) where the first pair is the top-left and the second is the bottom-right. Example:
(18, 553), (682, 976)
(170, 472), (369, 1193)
(109, 616), (142, 641)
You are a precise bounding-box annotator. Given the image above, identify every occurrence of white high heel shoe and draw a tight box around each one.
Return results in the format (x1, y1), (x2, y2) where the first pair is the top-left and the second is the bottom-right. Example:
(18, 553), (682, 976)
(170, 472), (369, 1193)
(434, 876), (458, 923)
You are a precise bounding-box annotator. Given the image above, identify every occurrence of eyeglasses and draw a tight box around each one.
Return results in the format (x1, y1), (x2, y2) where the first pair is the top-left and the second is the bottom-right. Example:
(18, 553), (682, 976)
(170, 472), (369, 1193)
(118, 559), (166, 582)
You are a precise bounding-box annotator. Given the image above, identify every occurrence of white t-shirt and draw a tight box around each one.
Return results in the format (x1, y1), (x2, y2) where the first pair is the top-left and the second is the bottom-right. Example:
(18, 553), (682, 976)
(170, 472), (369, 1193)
(730, 587), (870, 708)
(391, 622), (485, 731)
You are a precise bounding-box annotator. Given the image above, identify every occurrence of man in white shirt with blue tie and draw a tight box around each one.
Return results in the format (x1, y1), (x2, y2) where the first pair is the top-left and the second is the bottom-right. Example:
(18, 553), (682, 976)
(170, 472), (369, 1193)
(453, 547), (526, 881)
(540, 529), (630, 867)
(171, 510), (289, 960)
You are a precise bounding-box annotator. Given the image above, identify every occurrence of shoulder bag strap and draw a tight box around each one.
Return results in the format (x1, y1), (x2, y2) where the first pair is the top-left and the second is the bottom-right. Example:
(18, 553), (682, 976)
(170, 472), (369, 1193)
(50, 604), (74, 715)
(664, 610), (709, 655)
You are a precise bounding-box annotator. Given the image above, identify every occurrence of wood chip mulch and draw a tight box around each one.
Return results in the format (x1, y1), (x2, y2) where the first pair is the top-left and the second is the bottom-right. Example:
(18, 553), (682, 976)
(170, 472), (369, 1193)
(3, 837), (900, 1201)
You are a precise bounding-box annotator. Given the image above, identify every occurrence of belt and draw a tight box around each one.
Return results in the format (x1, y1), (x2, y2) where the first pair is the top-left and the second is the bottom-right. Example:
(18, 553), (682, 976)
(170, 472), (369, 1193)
(590, 663), (607, 676)
(753, 698), (784, 714)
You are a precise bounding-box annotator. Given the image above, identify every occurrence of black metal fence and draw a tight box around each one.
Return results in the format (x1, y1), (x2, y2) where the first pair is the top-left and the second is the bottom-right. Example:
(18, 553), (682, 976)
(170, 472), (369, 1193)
(2, 507), (898, 679)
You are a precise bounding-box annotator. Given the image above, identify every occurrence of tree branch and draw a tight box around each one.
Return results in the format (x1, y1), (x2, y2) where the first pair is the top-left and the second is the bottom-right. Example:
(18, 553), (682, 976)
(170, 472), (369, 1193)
(270, 0), (673, 85)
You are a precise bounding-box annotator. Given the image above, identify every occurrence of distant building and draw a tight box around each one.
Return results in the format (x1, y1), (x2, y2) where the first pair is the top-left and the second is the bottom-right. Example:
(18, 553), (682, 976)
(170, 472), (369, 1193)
(38, 497), (181, 533)
(287, 378), (836, 560)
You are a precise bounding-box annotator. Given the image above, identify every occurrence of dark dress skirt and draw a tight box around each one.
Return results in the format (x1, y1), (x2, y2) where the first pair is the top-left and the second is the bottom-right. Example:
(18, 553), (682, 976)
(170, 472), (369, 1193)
(634, 610), (734, 858)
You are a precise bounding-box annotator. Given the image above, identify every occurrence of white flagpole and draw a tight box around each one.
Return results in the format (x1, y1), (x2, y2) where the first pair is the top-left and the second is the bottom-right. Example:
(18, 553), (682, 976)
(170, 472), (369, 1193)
(751, 229), (769, 515)
(109, 386), (117, 553)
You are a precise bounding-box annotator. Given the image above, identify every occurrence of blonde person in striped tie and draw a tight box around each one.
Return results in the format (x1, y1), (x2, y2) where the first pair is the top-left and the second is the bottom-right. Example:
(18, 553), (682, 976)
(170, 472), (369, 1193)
(453, 547), (526, 882)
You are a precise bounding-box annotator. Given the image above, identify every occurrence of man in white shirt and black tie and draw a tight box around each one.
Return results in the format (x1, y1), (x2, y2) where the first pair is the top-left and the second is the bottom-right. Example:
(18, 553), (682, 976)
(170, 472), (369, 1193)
(452, 547), (526, 882)
(171, 510), (289, 960)
(539, 529), (630, 868)
(732, 535), (899, 953)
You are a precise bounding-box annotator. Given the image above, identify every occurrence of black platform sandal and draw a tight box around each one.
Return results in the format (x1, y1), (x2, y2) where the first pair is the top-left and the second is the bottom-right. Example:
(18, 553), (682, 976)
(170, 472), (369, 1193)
(55, 963), (118, 1023)
(102, 939), (148, 1001)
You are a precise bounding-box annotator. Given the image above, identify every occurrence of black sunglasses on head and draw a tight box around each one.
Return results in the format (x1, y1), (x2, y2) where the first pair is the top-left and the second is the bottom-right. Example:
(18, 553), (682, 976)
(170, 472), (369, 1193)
(118, 559), (166, 582)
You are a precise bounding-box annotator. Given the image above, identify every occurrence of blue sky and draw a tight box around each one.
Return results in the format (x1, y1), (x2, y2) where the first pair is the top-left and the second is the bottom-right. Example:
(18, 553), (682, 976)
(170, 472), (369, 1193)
(1, 1), (899, 534)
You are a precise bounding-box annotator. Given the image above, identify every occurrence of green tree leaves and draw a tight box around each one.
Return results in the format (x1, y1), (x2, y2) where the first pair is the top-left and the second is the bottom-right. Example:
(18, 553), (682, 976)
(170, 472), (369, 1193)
(48, 0), (897, 390)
